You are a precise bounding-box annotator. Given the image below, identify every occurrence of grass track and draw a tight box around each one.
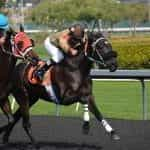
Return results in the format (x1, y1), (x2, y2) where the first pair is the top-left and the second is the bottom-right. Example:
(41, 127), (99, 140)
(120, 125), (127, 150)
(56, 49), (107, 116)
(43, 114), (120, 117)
(10, 81), (150, 120)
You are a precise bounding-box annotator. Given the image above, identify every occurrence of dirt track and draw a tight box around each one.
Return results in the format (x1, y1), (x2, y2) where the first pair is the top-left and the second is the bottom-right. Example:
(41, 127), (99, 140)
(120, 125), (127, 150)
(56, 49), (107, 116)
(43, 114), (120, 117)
(0, 116), (149, 150)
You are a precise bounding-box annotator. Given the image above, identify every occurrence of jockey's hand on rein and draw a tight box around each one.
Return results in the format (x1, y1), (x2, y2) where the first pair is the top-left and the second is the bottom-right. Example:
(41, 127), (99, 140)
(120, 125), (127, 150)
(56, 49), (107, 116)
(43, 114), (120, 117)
(28, 57), (39, 66)
(69, 48), (78, 56)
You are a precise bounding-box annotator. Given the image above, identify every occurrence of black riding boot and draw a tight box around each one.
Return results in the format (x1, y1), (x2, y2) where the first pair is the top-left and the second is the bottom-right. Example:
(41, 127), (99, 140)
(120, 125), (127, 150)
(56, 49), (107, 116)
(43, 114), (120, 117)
(36, 59), (54, 80)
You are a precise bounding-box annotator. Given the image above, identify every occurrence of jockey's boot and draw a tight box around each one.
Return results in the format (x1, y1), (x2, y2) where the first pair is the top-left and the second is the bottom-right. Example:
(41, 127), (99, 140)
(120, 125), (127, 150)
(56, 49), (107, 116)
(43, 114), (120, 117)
(36, 59), (55, 81)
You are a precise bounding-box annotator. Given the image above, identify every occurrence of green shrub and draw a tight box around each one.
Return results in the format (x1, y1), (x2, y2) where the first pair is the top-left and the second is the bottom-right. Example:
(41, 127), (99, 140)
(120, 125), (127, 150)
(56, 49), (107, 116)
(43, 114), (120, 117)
(30, 33), (150, 69)
(111, 36), (150, 69)
(28, 32), (49, 45)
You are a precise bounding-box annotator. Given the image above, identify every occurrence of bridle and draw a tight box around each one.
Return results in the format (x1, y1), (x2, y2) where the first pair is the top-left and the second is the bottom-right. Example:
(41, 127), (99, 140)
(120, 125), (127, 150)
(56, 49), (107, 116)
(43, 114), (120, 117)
(86, 37), (107, 66)
(0, 38), (24, 59)
(0, 31), (25, 59)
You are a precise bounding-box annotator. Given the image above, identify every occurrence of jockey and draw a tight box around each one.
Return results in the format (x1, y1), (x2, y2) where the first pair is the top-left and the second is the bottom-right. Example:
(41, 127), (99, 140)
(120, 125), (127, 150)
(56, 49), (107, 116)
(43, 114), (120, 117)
(37, 24), (87, 104)
(37, 24), (87, 79)
(0, 14), (9, 46)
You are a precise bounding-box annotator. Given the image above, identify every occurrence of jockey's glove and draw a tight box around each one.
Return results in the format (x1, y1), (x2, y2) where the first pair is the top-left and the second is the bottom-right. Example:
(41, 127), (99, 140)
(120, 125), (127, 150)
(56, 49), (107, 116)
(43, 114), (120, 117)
(31, 57), (39, 66)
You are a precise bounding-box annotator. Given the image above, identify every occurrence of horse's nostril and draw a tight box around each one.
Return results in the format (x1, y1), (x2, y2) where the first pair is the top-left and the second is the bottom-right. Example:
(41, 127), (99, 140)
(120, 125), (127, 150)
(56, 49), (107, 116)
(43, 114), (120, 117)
(109, 65), (117, 72)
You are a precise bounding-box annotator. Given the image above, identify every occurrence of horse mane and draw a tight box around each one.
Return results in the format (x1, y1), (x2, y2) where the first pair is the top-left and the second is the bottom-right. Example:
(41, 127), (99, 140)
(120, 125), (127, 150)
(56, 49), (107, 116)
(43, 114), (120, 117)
(87, 31), (104, 41)
(3, 30), (14, 53)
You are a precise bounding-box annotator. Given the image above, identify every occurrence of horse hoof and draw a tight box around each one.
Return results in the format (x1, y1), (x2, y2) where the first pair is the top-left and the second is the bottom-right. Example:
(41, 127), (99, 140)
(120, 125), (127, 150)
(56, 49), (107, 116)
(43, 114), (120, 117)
(31, 138), (36, 144)
(82, 121), (90, 135)
(0, 128), (5, 135)
(2, 135), (9, 144)
(110, 131), (120, 141)
(0, 125), (8, 135)
(28, 136), (36, 145)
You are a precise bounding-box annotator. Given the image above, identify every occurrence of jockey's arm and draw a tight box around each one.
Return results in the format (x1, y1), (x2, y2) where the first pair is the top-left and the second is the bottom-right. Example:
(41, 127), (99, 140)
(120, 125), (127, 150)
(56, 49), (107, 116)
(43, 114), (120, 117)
(59, 36), (77, 56)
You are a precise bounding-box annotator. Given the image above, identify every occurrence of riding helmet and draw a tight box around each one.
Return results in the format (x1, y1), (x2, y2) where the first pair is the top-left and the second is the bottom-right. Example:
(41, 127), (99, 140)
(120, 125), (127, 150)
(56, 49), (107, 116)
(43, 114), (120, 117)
(69, 24), (85, 40)
(0, 14), (9, 30)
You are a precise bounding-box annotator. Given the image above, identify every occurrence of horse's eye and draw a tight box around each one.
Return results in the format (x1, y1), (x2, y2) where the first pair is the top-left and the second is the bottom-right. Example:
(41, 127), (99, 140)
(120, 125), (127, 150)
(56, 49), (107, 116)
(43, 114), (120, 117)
(104, 41), (109, 45)
(17, 41), (23, 49)
(30, 39), (35, 47)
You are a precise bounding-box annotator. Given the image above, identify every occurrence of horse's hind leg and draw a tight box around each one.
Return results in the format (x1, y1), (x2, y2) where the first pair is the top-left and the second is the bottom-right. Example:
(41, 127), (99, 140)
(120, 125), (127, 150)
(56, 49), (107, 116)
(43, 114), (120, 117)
(88, 95), (120, 141)
(21, 101), (35, 144)
(3, 89), (35, 143)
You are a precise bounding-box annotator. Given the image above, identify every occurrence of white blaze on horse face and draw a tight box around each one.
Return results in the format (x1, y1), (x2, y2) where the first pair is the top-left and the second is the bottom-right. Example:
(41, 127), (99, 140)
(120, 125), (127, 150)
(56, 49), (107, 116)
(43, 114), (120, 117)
(83, 104), (90, 122)
(102, 119), (113, 133)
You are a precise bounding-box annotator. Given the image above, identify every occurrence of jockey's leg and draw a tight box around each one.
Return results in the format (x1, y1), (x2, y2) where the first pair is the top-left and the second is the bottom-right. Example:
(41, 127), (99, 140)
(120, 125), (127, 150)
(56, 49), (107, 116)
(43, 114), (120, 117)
(36, 59), (55, 80)
(36, 37), (64, 80)
(45, 84), (60, 104)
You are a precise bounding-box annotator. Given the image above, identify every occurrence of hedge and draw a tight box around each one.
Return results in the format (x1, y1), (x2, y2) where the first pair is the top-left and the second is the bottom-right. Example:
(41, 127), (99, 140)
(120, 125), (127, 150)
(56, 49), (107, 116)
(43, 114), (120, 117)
(111, 36), (150, 69)
(31, 33), (150, 69)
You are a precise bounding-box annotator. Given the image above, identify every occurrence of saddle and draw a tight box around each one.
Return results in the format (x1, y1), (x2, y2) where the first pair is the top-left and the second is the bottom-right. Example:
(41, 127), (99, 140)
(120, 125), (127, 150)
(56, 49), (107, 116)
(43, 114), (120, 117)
(26, 61), (54, 85)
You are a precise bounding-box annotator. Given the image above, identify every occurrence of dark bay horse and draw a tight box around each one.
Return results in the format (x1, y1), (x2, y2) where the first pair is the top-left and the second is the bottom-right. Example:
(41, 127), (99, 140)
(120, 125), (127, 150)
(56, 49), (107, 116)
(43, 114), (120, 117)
(1, 31), (120, 143)
(0, 26), (39, 130)
(0, 29), (17, 123)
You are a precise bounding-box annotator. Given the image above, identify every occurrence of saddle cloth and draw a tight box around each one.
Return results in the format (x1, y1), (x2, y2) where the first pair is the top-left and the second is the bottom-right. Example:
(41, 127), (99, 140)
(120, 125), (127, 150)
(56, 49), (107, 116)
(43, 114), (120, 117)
(26, 61), (54, 85)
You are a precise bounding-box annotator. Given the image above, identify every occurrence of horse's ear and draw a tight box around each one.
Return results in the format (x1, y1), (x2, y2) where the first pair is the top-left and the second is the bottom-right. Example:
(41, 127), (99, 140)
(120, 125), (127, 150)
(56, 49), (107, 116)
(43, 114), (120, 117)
(30, 39), (35, 47)
(7, 27), (17, 36)
(20, 24), (24, 32)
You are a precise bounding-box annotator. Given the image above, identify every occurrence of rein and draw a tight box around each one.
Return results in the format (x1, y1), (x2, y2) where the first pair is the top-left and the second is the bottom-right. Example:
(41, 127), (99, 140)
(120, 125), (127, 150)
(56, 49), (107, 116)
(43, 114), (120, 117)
(87, 55), (106, 66)
(92, 37), (105, 48)
(1, 45), (14, 57)
(1, 45), (24, 59)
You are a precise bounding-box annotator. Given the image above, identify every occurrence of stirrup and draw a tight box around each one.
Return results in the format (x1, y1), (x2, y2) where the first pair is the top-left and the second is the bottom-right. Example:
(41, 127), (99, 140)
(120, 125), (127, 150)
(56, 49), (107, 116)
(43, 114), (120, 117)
(35, 69), (45, 81)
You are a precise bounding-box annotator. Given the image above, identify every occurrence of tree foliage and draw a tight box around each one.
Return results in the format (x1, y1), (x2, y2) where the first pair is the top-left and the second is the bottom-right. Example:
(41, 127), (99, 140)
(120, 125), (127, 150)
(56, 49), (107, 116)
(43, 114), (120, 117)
(0, 0), (5, 9)
(27, 0), (149, 30)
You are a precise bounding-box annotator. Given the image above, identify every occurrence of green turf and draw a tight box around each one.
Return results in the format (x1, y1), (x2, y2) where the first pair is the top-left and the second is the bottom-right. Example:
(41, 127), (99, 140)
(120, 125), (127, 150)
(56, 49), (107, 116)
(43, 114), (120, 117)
(11, 81), (150, 120)
(35, 45), (48, 59)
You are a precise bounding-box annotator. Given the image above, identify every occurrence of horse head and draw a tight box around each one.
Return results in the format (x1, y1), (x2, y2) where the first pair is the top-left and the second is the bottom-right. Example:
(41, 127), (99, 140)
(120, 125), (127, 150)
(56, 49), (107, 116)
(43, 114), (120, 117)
(13, 25), (35, 58)
(87, 32), (118, 72)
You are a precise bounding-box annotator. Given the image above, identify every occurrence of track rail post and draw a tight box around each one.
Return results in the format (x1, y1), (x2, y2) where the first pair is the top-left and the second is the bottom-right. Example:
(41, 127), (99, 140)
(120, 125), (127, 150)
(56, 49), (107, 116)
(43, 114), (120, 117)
(140, 79), (147, 120)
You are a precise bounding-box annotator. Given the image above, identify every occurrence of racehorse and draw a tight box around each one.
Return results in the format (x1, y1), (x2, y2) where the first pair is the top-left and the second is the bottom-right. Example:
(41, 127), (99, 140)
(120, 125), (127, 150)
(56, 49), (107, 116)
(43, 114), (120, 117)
(0, 29), (17, 123)
(0, 25), (39, 133)
(0, 31), (120, 143)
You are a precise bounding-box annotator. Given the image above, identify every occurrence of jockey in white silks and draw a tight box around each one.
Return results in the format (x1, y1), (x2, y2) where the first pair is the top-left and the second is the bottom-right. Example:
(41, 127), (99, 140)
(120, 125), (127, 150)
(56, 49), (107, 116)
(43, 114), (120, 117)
(37, 24), (87, 77)
(37, 24), (88, 104)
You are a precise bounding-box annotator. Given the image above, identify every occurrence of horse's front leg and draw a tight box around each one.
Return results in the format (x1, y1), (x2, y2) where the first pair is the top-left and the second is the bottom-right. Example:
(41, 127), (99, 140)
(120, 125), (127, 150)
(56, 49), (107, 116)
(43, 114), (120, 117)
(87, 95), (120, 141)
(3, 89), (35, 144)
(82, 103), (90, 134)
(2, 96), (38, 144)
(0, 97), (14, 135)
(0, 97), (14, 124)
